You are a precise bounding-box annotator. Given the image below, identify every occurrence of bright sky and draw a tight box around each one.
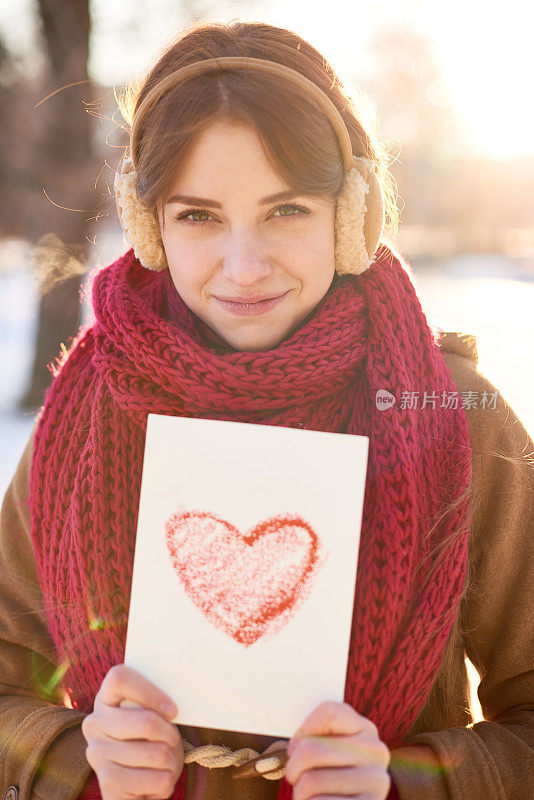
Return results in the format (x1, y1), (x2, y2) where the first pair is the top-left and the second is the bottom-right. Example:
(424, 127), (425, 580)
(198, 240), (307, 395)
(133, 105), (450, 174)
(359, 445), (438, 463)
(1, 0), (533, 160)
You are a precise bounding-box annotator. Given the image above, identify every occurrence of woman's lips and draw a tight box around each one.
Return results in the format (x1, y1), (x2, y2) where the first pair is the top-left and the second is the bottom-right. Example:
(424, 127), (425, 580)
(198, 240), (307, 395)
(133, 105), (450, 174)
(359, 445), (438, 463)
(213, 290), (291, 316)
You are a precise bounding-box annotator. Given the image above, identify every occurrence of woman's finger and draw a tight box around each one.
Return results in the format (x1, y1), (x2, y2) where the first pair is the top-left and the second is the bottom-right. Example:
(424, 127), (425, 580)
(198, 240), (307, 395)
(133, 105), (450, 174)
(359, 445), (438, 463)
(285, 731), (390, 785)
(95, 663), (177, 719)
(97, 759), (178, 800)
(83, 703), (182, 749)
(87, 736), (180, 773)
(289, 701), (377, 745)
(289, 764), (390, 800)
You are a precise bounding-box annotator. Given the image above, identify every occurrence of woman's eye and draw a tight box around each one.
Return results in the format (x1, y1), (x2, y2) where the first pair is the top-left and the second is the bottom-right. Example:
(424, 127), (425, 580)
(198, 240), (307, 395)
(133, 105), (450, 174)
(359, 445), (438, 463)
(174, 203), (310, 226)
(272, 204), (310, 219)
(175, 209), (214, 225)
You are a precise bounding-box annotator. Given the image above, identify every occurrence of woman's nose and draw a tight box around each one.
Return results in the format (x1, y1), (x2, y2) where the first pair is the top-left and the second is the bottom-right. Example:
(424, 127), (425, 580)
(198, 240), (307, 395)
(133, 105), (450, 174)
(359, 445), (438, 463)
(221, 240), (273, 285)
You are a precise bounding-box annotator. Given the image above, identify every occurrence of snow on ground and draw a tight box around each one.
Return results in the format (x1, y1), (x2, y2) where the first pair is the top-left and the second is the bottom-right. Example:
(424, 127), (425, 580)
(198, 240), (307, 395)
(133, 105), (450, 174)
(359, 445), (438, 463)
(0, 227), (127, 498)
(0, 240), (39, 496)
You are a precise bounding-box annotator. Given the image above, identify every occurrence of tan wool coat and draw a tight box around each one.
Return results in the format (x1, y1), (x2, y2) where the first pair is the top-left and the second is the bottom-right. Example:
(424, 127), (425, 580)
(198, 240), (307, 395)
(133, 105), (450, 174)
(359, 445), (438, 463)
(0, 330), (533, 800)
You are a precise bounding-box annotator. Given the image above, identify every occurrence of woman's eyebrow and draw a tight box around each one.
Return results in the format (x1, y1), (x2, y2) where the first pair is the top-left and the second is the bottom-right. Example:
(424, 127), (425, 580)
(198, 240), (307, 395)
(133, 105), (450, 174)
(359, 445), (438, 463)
(165, 189), (302, 207)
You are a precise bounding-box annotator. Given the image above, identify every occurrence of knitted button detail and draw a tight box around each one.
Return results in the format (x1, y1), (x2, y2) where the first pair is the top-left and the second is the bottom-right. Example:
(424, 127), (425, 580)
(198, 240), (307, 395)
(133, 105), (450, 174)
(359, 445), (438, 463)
(4, 787), (19, 800)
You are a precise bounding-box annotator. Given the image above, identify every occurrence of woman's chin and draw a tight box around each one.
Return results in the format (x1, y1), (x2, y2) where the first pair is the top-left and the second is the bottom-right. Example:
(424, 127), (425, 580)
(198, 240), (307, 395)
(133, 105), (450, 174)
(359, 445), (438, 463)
(193, 313), (285, 353)
(218, 329), (287, 353)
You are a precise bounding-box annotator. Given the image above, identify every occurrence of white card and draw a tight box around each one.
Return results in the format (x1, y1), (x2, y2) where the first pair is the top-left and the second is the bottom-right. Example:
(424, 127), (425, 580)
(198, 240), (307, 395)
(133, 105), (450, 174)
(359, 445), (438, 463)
(124, 413), (369, 738)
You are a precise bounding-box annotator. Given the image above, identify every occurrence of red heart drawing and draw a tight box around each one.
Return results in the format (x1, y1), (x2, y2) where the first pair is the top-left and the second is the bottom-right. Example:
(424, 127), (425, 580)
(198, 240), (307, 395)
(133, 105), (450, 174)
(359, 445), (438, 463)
(164, 510), (324, 646)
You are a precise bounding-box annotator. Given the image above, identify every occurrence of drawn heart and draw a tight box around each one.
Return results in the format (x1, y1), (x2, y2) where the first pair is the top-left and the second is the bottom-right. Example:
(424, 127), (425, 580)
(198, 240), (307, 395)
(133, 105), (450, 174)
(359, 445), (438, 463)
(164, 510), (324, 646)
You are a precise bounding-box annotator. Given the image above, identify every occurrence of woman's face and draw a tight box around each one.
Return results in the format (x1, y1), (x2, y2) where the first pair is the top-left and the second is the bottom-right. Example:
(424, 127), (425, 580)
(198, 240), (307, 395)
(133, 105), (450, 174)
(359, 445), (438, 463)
(158, 118), (336, 352)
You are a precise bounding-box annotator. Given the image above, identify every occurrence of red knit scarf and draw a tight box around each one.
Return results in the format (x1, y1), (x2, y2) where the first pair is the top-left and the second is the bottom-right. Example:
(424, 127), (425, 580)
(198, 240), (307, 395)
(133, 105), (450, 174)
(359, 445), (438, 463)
(29, 243), (472, 800)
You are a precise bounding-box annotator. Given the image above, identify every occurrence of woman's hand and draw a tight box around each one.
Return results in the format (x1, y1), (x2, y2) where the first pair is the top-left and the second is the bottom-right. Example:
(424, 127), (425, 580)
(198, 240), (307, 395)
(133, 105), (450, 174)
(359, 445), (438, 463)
(81, 663), (184, 800)
(285, 700), (391, 800)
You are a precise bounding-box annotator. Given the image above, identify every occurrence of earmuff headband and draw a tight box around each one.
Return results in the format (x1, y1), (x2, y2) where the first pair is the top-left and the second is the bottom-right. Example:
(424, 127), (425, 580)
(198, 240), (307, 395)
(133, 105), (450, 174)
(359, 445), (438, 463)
(130, 56), (355, 172)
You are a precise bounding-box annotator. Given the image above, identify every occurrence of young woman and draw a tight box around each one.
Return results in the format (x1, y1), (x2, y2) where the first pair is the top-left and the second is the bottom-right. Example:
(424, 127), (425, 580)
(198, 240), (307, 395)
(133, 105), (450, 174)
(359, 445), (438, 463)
(0, 19), (533, 800)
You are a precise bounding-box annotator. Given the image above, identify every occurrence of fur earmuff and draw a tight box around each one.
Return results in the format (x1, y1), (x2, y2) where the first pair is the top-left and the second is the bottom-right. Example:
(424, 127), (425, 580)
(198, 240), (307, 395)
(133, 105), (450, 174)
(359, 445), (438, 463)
(114, 155), (168, 271)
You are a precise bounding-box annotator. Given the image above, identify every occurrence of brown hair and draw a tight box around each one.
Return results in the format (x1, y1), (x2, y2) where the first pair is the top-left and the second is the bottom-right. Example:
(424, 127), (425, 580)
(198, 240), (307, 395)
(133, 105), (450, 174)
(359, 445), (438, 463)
(116, 20), (399, 237)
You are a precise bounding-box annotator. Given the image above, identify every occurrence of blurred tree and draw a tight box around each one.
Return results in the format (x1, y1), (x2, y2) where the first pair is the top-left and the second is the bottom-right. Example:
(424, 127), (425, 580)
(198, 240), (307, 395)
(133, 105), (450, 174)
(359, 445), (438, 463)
(363, 23), (534, 261)
(367, 24), (464, 159)
(0, 34), (37, 238)
(364, 23), (466, 228)
(14, 0), (99, 410)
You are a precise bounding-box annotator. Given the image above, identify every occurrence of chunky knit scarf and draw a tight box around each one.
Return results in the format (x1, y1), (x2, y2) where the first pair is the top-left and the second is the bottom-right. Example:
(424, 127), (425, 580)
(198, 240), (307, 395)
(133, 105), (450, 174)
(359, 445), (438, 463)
(29, 243), (471, 800)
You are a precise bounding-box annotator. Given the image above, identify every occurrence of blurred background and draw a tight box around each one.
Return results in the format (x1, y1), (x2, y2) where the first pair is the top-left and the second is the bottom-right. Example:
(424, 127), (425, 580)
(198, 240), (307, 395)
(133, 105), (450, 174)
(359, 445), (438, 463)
(1, 0), (533, 723)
